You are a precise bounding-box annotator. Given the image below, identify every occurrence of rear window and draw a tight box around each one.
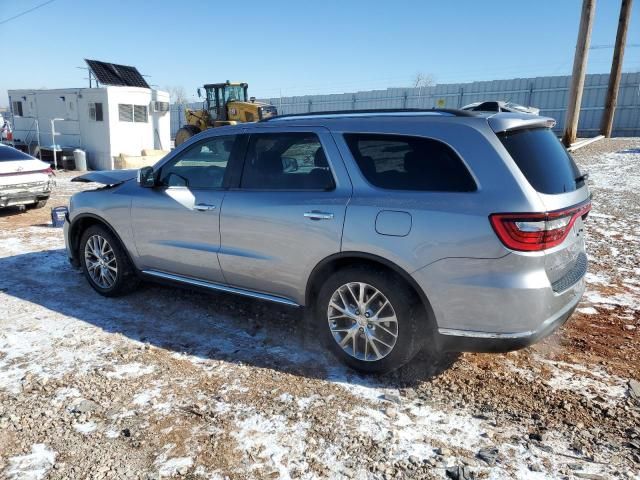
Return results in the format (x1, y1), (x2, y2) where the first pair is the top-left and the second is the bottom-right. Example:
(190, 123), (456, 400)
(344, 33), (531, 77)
(344, 134), (476, 192)
(498, 128), (583, 194)
(0, 146), (33, 162)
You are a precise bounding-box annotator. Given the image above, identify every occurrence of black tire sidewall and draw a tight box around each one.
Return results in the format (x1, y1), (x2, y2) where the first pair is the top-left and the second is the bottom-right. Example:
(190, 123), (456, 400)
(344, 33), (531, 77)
(315, 266), (426, 374)
(27, 199), (47, 209)
(79, 225), (132, 297)
(175, 125), (200, 147)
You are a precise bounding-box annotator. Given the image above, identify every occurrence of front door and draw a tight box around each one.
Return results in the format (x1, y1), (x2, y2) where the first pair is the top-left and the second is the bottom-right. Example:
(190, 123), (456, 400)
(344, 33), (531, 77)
(131, 134), (239, 283)
(219, 127), (352, 303)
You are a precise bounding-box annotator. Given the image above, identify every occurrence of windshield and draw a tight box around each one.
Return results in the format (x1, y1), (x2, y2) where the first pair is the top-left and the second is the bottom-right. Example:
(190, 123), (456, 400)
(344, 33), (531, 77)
(206, 85), (247, 109)
(224, 85), (246, 103)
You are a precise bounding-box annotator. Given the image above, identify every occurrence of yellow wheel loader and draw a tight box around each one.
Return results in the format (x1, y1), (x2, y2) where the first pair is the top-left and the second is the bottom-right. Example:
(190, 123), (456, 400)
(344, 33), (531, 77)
(174, 82), (277, 146)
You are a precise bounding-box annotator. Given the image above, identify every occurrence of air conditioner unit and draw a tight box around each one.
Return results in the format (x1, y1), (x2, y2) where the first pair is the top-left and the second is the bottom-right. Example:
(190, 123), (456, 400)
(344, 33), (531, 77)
(152, 101), (169, 113)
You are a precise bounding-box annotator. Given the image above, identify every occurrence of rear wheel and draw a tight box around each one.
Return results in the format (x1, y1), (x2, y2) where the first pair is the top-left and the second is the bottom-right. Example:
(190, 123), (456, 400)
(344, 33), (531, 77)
(316, 266), (427, 373)
(174, 125), (201, 147)
(27, 199), (47, 209)
(79, 225), (139, 297)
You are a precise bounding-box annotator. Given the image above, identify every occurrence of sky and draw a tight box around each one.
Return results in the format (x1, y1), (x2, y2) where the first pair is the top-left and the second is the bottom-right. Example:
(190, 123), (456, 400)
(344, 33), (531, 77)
(0, 0), (639, 107)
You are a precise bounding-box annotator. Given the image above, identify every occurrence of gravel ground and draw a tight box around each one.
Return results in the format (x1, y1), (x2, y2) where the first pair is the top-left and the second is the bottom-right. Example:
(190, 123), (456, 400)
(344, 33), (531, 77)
(0, 138), (639, 480)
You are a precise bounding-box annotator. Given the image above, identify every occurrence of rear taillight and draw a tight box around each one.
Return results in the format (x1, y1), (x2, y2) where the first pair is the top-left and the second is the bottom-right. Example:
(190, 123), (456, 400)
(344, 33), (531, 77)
(490, 200), (591, 251)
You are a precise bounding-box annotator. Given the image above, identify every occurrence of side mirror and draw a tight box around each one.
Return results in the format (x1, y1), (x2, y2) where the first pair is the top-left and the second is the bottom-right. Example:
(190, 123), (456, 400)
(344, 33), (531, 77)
(197, 88), (202, 98)
(138, 166), (156, 188)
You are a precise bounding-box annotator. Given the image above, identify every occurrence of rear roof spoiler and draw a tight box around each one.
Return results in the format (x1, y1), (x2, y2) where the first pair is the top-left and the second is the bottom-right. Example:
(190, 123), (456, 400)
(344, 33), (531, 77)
(487, 113), (556, 134)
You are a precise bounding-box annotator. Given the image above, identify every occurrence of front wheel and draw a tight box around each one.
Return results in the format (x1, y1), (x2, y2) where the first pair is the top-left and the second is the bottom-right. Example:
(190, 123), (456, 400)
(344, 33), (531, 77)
(316, 266), (427, 373)
(174, 125), (201, 147)
(79, 225), (139, 297)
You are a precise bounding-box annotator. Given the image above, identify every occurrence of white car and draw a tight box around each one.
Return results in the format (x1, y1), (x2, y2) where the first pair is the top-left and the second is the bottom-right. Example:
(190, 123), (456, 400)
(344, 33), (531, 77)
(462, 101), (540, 115)
(0, 144), (55, 210)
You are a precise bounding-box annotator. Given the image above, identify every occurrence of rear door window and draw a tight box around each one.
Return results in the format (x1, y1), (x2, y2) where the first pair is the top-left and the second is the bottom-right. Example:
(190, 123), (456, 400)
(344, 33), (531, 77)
(344, 133), (476, 192)
(498, 128), (584, 194)
(240, 132), (335, 190)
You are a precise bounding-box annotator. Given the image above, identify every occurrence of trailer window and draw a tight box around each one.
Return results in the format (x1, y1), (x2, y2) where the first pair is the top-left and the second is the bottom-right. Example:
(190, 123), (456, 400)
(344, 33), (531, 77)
(134, 105), (148, 123)
(12, 101), (23, 117)
(118, 104), (148, 123)
(118, 104), (133, 122)
(89, 102), (103, 121)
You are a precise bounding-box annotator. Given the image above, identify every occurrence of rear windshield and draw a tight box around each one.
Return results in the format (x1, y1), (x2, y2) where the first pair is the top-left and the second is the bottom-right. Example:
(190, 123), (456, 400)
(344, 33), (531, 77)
(498, 128), (583, 194)
(0, 146), (34, 162)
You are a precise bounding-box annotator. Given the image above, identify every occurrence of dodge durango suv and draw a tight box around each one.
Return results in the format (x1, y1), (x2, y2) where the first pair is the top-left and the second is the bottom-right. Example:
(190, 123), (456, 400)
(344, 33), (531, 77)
(64, 109), (590, 373)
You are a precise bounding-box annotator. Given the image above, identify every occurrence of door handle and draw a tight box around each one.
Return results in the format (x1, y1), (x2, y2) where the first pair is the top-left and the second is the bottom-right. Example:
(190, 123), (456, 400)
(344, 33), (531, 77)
(304, 211), (334, 220)
(194, 203), (216, 211)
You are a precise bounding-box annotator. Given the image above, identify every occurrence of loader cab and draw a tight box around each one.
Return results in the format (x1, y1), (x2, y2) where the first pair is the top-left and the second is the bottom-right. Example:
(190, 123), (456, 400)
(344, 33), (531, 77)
(203, 82), (249, 122)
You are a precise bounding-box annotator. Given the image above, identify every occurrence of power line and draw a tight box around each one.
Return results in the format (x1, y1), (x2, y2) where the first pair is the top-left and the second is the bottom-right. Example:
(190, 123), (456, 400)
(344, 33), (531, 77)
(0, 0), (57, 26)
(590, 43), (639, 49)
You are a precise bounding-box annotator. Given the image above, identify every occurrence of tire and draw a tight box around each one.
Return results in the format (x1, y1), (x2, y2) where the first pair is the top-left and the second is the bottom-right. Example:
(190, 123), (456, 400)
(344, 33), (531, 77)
(27, 199), (47, 209)
(315, 265), (428, 374)
(79, 225), (139, 297)
(174, 125), (201, 147)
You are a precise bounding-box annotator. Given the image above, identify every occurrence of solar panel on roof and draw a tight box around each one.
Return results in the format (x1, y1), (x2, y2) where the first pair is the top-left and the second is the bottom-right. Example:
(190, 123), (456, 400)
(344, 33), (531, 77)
(84, 59), (150, 88)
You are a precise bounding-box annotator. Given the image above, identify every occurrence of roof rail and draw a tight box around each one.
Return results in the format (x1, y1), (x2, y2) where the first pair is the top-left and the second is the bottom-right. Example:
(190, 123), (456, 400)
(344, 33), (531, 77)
(260, 108), (476, 122)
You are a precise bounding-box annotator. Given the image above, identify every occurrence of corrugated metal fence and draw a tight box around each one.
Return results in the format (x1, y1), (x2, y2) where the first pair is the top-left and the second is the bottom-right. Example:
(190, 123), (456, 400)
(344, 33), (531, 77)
(171, 72), (640, 138)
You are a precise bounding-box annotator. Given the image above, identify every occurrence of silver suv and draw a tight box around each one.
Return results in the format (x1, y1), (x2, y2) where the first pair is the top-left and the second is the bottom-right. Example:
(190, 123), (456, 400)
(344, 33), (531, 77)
(65, 109), (591, 373)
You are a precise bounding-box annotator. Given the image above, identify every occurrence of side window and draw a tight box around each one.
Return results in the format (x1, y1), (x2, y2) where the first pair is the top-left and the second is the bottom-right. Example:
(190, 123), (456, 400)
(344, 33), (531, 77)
(118, 104), (133, 122)
(240, 132), (335, 190)
(344, 134), (476, 192)
(159, 136), (236, 189)
(118, 104), (147, 122)
(133, 105), (148, 123)
(12, 101), (23, 117)
(89, 102), (104, 121)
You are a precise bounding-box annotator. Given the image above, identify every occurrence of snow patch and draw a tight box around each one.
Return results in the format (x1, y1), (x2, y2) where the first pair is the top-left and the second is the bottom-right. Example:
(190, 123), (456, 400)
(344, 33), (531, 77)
(153, 444), (193, 477)
(538, 358), (627, 403)
(156, 457), (193, 477)
(105, 363), (155, 379)
(5, 444), (56, 480)
(232, 412), (315, 479)
(73, 421), (97, 435)
(577, 306), (598, 315)
(133, 386), (162, 406)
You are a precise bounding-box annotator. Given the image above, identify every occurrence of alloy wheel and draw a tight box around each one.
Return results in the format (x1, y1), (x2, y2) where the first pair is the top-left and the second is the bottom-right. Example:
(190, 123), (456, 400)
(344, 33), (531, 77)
(84, 234), (118, 289)
(327, 282), (398, 361)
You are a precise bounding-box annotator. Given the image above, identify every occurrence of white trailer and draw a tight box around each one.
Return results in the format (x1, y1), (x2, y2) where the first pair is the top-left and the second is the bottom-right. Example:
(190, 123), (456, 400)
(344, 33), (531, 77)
(7, 86), (170, 170)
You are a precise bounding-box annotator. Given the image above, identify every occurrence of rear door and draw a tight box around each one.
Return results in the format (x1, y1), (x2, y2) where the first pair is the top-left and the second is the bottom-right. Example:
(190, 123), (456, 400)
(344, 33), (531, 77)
(218, 126), (352, 303)
(497, 127), (590, 286)
(130, 134), (240, 283)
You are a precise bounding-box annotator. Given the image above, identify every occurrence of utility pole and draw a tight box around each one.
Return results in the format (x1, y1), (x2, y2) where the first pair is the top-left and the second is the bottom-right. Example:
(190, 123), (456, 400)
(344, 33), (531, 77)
(600, 0), (634, 137)
(563, 0), (597, 147)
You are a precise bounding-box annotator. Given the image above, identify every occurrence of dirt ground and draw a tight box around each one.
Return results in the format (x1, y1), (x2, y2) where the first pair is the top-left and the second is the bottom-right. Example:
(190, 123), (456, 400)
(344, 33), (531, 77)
(0, 138), (638, 480)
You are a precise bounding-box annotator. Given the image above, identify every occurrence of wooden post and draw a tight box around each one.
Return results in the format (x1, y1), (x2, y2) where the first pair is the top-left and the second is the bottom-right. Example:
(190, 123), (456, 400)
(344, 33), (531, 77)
(563, 0), (596, 147)
(600, 0), (634, 137)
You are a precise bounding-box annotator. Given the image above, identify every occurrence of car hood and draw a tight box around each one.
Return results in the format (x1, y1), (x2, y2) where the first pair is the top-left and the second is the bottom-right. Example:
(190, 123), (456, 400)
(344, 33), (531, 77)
(72, 169), (137, 185)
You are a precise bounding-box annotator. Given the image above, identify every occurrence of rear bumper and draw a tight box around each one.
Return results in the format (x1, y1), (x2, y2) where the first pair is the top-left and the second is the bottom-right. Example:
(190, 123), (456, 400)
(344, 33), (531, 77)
(436, 280), (582, 352)
(0, 191), (50, 207)
(412, 252), (586, 352)
(0, 179), (53, 207)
